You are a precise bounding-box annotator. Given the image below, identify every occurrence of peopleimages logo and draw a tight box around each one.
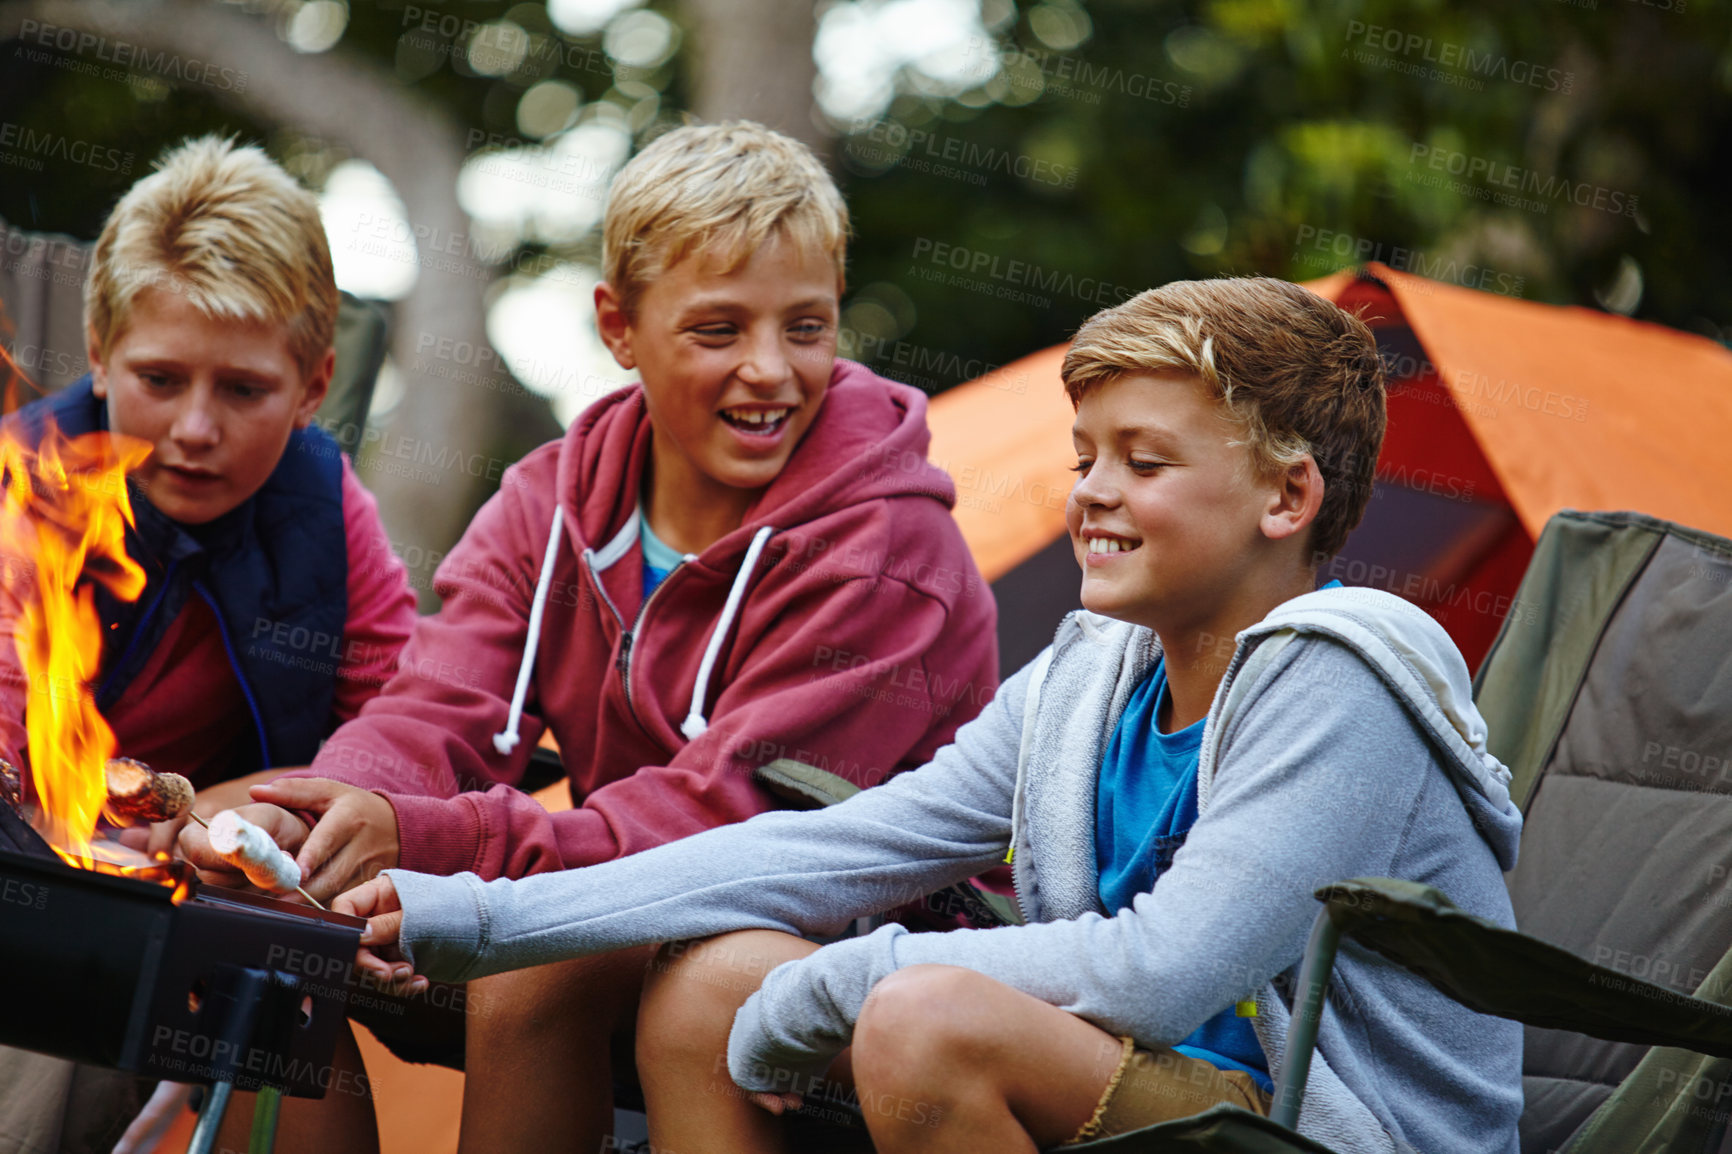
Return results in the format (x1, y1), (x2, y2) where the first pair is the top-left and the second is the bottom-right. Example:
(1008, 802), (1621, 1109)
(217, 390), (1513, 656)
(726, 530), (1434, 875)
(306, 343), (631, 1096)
(1408, 144), (1639, 219)
(844, 119), (1078, 189)
(0, 124), (132, 175)
(1341, 21), (1573, 93)
(1290, 226), (1526, 299)
(909, 238), (1138, 309)
(16, 20), (249, 93)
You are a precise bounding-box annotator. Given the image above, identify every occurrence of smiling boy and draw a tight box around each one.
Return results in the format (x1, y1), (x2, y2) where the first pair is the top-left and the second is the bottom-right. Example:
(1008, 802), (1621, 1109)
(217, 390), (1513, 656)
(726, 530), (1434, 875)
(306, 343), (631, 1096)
(342, 277), (1526, 1154)
(183, 121), (999, 1151)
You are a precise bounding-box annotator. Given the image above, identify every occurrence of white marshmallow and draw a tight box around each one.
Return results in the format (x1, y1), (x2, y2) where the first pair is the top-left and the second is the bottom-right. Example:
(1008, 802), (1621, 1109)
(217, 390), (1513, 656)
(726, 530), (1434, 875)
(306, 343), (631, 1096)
(207, 810), (302, 894)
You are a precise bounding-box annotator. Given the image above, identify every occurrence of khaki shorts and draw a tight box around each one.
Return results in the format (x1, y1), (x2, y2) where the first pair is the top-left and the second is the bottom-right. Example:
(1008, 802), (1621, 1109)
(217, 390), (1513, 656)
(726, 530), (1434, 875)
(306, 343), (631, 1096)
(1063, 1036), (1273, 1145)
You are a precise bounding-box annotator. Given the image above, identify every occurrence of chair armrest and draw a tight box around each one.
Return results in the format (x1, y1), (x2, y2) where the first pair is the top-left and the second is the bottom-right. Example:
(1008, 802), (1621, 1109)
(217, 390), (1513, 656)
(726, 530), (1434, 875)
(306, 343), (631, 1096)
(1273, 877), (1732, 1134)
(1315, 878), (1732, 1056)
(751, 759), (861, 809)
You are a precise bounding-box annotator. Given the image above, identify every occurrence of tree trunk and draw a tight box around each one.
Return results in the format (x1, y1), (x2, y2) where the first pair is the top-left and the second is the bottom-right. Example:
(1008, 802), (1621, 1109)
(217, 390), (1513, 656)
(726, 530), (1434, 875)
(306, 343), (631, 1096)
(680, 0), (825, 157)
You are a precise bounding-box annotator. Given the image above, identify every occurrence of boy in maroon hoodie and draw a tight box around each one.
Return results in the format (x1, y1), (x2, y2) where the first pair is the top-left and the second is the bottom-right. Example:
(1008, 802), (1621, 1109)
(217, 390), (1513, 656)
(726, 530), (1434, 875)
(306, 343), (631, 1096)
(182, 120), (999, 1151)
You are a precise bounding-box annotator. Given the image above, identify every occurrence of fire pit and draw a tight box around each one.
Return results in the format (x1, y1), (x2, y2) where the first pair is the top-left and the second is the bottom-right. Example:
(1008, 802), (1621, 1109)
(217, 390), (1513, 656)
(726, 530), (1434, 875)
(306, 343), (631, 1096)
(0, 399), (366, 1150)
(0, 800), (363, 1150)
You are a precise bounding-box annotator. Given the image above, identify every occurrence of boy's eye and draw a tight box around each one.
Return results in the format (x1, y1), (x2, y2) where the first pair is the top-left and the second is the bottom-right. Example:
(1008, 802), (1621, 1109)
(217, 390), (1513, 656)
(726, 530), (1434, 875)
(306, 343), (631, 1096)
(1068, 458), (1093, 474)
(691, 324), (737, 340)
(788, 320), (831, 340)
(222, 378), (272, 401)
(138, 372), (173, 389)
(1129, 459), (1167, 472)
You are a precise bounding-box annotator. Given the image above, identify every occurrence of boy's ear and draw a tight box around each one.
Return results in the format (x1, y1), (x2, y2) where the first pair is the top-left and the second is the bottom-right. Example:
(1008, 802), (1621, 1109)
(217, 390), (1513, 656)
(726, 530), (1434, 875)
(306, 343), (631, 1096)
(593, 282), (637, 371)
(1261, 455), (1325, 545)
(86, 326), (108, 398)
(293, 348), (335, 429)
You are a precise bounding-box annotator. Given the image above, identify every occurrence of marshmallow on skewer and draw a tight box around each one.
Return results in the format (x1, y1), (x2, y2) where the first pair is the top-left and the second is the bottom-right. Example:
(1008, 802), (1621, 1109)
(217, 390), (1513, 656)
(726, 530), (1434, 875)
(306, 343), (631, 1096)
(105, 758), (194, 824)
(206, 810), (302, 894)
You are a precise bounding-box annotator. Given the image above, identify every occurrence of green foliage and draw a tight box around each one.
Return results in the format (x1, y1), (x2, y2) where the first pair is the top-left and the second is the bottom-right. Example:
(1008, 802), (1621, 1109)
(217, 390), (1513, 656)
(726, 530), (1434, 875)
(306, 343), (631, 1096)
(2, 0), (1726, 404)
(839, 0), (1732, 393)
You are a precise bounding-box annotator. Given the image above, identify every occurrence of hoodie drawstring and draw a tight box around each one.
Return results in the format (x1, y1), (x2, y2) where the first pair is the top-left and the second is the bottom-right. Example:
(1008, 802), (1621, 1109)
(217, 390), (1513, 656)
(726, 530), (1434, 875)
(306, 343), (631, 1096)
(493, 507), (567, 756)
(682, 525), (774, 740)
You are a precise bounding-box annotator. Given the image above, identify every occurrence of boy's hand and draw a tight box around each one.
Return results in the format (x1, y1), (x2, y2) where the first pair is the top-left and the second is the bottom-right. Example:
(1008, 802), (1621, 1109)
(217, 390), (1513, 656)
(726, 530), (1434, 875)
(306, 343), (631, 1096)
(250, 778), (400, 904)
(176, 802), (310, 888)
(333, 874), (428, 993)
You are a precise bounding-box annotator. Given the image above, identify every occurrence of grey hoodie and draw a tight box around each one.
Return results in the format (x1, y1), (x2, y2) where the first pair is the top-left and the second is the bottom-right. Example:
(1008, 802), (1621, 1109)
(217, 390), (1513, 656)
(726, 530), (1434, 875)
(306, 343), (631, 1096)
(389, 586), (1524, 1154)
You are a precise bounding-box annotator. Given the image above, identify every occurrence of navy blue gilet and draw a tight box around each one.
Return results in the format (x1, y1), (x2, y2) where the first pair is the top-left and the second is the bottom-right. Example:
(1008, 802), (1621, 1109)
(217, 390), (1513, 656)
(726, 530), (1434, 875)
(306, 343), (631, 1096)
(13, 377), (349, 772)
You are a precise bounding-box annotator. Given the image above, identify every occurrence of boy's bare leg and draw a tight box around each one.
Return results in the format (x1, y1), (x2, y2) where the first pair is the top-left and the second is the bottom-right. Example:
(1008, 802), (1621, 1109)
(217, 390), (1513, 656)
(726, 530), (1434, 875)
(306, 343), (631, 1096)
(219, 1019), (380, 1154)
(849, 964), (1125, 1153)
(636, 929), (825, 1154)
(457, 945), (656, 1154)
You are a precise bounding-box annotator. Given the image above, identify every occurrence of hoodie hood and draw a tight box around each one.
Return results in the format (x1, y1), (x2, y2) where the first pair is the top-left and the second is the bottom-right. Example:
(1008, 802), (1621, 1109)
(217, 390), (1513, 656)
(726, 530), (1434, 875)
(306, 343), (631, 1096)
(1213, 585), (1523, 871)
(491, 359), (962, 756)
(556, 358), (954, 564)
(1013, 586), (1524, 924)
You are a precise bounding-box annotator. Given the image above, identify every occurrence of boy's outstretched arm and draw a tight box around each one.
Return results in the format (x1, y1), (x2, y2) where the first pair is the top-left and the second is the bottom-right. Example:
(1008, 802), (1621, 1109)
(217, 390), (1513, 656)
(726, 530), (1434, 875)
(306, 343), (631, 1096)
(716, 639), (1491, 1093)
(335, 655), (1035, 985)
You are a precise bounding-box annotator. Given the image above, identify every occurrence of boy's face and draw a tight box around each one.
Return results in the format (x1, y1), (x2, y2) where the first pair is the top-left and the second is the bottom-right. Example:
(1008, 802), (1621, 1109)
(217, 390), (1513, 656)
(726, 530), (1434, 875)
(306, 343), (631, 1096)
(1065, 372), (1311, 634)
(595, 231), (839, 501)
(88, 286), (332, 525)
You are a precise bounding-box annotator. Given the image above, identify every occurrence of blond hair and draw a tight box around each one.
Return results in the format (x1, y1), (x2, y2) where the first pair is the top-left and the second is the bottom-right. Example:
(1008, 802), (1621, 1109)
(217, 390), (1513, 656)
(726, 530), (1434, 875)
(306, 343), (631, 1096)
(85, 135), (338, 376)
(602, 121), (848, 316)
(1063, 277), (1387, 560)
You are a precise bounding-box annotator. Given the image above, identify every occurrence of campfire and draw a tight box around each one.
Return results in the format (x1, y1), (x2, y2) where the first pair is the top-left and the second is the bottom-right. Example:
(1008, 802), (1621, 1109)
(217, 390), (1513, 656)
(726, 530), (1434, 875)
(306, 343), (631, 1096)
(0, 407), (364, 1120)
(0, 409), (175, 876)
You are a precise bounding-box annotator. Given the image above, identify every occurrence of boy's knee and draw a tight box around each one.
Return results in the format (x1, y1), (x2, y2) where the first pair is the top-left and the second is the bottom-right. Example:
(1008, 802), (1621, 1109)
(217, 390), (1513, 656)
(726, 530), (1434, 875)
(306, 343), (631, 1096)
(855, 965), (982, 1070)
(636, 943), (741, 1070)
(639, 931), (798, 1048)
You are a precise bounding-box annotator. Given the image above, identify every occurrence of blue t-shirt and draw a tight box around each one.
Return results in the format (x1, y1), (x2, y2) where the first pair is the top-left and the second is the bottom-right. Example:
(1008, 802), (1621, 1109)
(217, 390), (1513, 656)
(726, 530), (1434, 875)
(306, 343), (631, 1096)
(1095, 657), (1272, 1091)
(639, 508), (686, 599)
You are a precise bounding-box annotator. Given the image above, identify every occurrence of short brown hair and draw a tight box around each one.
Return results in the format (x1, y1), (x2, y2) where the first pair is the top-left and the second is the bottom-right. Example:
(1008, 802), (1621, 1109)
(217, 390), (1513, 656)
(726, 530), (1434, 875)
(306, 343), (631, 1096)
(1062, 277), (1386, 560)
(602, 120), (848, 317)
(85, 135), (338, 377)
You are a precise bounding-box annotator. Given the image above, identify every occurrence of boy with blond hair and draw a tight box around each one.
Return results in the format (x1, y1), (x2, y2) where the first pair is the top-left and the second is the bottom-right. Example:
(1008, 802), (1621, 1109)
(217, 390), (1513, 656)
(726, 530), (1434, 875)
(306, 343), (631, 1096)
(0, 137), (417, 1153)
(185, 121), (998, 1150)
(344, 277), (1526, 1154)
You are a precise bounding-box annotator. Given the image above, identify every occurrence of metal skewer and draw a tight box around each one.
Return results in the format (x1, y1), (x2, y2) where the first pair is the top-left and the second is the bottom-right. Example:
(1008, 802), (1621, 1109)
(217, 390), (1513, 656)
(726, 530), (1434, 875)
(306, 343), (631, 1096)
(185, 810), (324, 910)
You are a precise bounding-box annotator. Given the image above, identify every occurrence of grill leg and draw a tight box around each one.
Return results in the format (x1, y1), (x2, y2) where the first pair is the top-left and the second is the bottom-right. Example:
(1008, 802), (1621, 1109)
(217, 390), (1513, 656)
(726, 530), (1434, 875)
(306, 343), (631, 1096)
(249, 1085), (283, 1154)
(187, 1081), (233, 1154)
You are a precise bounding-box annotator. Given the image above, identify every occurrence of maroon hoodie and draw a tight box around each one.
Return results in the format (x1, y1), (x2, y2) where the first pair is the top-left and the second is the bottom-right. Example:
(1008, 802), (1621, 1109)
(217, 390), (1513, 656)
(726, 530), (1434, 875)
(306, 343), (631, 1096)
(303, 361), (999, 880)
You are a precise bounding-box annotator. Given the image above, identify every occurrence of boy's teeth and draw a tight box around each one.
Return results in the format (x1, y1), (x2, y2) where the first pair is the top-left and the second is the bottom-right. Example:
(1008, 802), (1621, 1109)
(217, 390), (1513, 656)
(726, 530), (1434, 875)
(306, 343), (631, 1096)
(1087, 537), (1139, 554)
(725, 408), (789, 425)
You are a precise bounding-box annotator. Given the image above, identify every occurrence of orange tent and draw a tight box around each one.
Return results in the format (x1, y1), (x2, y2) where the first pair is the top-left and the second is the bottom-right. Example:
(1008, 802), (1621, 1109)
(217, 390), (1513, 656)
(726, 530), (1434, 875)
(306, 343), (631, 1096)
(929, 263), (1732, 672)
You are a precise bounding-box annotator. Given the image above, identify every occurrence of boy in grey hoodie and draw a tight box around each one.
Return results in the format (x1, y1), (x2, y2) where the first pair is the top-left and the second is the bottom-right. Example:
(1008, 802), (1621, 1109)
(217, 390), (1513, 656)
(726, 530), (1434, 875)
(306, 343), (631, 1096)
(338, 278), (1524, 1154)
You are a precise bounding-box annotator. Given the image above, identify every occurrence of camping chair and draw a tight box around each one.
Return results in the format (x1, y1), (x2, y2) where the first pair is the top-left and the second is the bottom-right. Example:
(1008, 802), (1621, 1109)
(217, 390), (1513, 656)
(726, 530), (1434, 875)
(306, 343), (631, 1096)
(0, 215), (391, 435)
(757, 509), (1732, 1154)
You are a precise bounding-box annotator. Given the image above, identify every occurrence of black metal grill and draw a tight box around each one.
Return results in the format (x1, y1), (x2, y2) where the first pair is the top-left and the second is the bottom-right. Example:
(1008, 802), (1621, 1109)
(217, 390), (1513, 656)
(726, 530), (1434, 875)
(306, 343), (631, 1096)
(0, 801), (362, 1099)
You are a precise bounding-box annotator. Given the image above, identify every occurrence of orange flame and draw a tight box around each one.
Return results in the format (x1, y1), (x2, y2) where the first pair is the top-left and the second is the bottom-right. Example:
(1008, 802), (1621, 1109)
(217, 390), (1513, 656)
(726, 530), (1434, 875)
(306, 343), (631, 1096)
(0, 416), (151, 865)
